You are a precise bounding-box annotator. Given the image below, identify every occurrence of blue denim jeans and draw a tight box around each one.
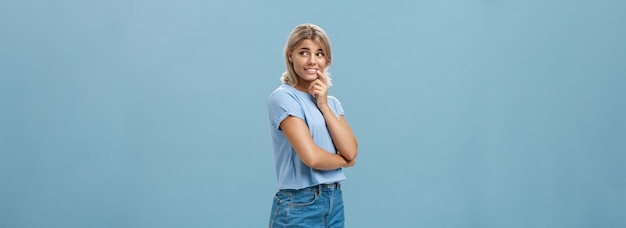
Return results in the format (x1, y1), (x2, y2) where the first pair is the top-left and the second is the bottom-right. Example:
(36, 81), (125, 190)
(269, 182), (344, 228)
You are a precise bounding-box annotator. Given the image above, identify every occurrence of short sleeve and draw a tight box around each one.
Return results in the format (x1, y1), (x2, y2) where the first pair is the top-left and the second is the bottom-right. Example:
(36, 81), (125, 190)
(328, 96), (345, 116)
(268, 90), (305, 130)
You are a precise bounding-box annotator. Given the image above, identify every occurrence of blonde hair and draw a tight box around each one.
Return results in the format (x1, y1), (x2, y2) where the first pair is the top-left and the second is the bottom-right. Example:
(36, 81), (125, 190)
(281, 23), (333, 86)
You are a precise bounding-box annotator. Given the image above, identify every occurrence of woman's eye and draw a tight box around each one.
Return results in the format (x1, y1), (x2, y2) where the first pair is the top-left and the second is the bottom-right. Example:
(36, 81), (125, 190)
(299, 51), (309, 56)
(316, 52), (324, 57)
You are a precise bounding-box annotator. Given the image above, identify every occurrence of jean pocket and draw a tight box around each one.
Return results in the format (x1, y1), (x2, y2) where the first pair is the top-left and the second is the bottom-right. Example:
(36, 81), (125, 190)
(274, 191), (292, 205)
(288, 189), (319, 207)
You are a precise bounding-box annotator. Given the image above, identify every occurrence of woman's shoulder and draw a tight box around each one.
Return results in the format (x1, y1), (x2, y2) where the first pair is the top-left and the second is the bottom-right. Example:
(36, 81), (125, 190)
(268, 84), (300, 104)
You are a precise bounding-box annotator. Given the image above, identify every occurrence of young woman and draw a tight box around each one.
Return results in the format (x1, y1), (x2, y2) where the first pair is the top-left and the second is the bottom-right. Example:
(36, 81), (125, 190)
(267, 23), (358, 227)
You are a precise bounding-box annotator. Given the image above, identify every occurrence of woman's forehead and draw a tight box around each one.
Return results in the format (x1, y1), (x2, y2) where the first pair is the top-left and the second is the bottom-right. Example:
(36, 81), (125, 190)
(295, 39), (322, 50)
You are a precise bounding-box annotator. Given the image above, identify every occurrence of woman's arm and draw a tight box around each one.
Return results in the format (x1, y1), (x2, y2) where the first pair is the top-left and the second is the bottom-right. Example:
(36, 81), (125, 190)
(319, 110), (358, 161)
(281, 116), (355, 170)
(310, 70), (359, 161)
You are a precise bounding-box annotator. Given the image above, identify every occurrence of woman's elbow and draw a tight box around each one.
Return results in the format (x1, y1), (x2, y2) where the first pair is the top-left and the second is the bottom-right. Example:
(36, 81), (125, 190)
(340, 149), (358, 161)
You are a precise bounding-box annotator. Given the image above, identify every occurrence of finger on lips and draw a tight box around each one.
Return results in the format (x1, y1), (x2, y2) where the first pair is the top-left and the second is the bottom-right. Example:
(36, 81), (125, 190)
(317, 70), (326, 82)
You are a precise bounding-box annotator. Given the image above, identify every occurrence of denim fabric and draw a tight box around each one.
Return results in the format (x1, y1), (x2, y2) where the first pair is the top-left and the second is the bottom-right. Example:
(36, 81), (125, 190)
(269, 183), (344, 228)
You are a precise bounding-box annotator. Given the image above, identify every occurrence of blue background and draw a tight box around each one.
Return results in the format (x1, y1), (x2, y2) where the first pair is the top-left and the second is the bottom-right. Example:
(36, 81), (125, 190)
(1, 0), (625, 227)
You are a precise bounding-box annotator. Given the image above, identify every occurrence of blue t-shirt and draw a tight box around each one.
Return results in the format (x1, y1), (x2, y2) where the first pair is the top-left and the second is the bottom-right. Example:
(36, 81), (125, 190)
(268, 83), (347, 190)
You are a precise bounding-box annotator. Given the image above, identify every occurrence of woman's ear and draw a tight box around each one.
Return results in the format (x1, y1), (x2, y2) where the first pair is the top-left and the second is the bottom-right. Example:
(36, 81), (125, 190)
(288, 52), (292, 62)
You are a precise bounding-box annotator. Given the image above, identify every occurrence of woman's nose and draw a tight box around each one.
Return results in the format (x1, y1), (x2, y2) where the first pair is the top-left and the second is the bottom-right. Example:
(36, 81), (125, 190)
(307, 56), (316, 65)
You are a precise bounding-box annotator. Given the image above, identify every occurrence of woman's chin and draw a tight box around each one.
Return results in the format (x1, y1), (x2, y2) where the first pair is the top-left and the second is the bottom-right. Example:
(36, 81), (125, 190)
(299, 76), (317, 82)
(307, 73), (320, 79)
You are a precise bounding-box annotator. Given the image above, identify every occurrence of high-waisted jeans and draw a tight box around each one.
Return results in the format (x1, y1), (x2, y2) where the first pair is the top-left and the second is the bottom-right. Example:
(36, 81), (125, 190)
(269, 182), (344, 228)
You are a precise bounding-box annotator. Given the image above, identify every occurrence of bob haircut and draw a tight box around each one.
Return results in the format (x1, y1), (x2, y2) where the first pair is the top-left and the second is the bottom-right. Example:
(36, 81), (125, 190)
(281, 23), (333, 86)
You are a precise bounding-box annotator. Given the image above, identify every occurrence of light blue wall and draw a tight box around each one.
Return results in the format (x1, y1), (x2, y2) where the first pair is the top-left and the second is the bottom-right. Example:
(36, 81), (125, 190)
(1, 0), (624, 227)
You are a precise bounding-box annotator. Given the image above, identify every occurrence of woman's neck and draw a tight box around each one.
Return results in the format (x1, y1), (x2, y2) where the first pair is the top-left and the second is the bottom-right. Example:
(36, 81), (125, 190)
(293, 82), (313, 94)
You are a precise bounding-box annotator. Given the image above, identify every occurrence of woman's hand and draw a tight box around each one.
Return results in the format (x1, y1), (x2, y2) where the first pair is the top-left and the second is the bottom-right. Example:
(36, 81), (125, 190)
(309, 70), (329, 108)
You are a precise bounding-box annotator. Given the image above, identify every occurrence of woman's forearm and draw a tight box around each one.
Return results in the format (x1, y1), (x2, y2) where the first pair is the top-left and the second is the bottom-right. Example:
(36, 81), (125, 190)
(280, 115), (354, 170)
(320, 106), (358, 161)
(306, 150), (351, 170)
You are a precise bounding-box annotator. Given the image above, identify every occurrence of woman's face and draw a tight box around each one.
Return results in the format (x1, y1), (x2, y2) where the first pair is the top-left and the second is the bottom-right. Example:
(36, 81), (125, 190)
(289, 39), (327, 83)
